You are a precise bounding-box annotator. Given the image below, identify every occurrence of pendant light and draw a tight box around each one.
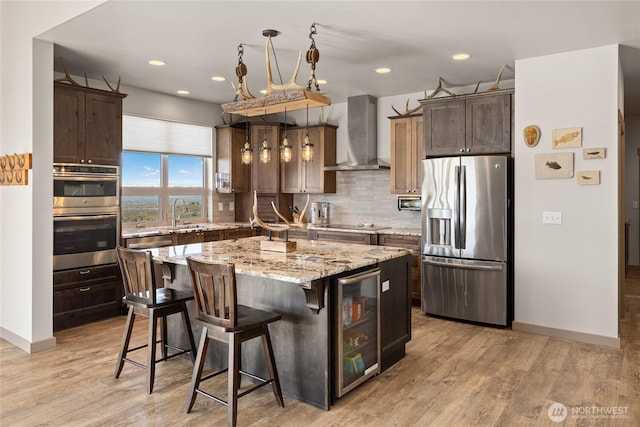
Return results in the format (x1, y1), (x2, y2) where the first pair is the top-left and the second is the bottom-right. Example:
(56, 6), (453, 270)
(280, 107), (292, 163)
(301, 104), (314, 162)
(241, 114), (253, 165)
(259, 110), (272, 164)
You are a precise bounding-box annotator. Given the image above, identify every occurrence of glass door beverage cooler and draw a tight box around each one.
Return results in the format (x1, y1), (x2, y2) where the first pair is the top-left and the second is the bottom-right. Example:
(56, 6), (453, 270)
(335, 268), (381, 398)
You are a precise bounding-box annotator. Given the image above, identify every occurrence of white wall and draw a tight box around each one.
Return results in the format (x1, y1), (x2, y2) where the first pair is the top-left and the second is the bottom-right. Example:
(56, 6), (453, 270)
(513, 45), (620, 344)
(0, 1), (105, 352)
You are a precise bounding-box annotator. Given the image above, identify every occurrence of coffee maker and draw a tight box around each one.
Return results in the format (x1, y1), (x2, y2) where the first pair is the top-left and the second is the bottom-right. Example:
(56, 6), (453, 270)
(311, 202), (330, 225)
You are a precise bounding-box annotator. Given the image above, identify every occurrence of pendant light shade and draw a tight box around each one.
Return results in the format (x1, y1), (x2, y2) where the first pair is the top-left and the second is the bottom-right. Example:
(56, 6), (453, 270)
(302, 104), (314, 162)
(260, 139), (272, 164)
(241, 115), (253, 165)
(280, 108), (292, 162)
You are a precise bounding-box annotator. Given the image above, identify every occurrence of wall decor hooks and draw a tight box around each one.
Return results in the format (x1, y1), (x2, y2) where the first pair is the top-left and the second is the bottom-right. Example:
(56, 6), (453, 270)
(0, 152), (32, 185)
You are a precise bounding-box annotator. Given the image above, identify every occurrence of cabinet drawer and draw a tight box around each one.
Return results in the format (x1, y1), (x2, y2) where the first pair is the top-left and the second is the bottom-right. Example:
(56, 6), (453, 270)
(224, 227), (254, 239)
(54, 281), (121, 314)
(53, 280), (122, 331)
(310, 230), (377, 245)
(173, 232), (204, 245)
(378, 234), (420, 251)
(203, 230), (224, 242)
(54, 264), (120, 289)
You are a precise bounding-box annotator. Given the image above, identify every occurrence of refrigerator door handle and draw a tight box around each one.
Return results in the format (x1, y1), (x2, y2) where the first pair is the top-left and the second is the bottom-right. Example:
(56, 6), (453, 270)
(459, 165), (466, 249)
(454, 165), (460, 249)
(422, 258), (504, 272)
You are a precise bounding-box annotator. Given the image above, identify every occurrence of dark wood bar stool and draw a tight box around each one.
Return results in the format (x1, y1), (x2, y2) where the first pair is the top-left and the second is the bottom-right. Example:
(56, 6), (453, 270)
(114, 246), (197, 394)
(184, 256), (284, 427)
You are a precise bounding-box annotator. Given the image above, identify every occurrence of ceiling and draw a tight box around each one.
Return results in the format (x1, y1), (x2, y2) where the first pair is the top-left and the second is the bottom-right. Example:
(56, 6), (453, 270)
(39, 1), (640, 112)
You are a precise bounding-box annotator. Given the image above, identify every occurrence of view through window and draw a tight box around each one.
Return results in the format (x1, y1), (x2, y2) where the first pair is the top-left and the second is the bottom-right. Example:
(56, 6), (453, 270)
(121, 152), (207, 224)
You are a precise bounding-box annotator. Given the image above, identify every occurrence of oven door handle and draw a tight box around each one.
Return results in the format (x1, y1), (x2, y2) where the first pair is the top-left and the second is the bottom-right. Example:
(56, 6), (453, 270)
(54, 214), (117, 221)
(53, 175), (117, 181)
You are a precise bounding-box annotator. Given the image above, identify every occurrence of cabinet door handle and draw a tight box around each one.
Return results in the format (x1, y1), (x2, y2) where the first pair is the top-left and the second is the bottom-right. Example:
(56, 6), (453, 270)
(79, 287), (91, 292)
(459, 148), (464, 153)
(79, 270), (91, 275)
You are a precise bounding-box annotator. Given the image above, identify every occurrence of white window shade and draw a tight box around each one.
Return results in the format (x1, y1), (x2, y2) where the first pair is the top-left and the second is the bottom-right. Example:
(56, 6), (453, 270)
(123, 115), (212, 157)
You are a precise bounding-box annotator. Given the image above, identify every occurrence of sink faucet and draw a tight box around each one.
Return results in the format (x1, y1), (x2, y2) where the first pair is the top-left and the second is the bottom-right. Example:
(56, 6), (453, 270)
(171, 198), (188, 228)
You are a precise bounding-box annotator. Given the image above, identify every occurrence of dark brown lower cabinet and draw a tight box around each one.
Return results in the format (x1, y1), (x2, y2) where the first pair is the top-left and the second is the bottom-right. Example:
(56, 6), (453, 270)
(53, 264), (122, 331)
(378, 234), (421, 305)
(379, 254), (411, 372)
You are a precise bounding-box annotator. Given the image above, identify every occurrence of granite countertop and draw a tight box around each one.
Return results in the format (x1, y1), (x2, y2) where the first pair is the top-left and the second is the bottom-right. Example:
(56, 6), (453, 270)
(306, 224), (421, 236)
(121, 222), (244, 239)
(150, 236), (410, 285)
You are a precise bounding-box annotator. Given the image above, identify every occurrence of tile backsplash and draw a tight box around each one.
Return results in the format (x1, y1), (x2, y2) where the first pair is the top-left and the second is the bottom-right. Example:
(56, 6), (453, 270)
(213, 170), (421, 228)
(292, 170), (421, 228)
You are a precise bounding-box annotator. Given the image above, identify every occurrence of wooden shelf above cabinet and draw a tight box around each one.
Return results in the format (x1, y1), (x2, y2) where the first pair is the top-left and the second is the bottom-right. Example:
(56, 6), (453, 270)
(222, 90), (330, 117)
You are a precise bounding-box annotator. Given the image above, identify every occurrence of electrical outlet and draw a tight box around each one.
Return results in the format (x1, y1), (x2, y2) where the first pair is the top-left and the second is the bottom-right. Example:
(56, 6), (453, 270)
(382, 280), (390, 292)
(218, 202), (224, 211)
(633, 201), (638, 209)
(229, 201), (235, 211)
(542, 211), (562, 224)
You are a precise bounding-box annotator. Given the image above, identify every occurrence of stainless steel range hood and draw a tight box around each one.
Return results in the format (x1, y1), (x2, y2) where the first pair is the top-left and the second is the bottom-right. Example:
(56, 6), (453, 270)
(325, 95), (390, 171)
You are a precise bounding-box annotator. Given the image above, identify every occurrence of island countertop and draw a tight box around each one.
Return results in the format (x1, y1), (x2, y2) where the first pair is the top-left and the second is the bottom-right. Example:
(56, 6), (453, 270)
(150, 236), (411, 285)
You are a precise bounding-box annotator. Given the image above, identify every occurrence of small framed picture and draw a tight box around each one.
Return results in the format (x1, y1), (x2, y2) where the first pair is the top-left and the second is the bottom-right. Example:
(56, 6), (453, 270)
(583, 148), (606, 159)
(535, 152), (574, 179)
(577, 170), (600, 185)
(552, 127), (582, 149)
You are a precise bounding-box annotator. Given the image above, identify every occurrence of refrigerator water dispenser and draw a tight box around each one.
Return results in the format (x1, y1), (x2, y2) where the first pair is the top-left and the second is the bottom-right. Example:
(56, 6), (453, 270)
(427, 208), (451, 246)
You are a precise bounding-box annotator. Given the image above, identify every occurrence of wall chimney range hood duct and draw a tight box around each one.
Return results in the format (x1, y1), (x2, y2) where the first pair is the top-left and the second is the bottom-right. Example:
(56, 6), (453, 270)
(325, 95), (390, 171)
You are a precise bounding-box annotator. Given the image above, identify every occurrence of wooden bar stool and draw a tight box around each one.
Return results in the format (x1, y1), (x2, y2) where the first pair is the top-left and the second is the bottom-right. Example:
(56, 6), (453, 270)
(114, 246), (197, 394)
(184, 256), (284, 427)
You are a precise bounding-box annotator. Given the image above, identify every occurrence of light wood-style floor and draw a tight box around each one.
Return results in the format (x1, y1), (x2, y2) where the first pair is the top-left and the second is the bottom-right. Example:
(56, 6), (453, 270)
(2, 273), (639, 427)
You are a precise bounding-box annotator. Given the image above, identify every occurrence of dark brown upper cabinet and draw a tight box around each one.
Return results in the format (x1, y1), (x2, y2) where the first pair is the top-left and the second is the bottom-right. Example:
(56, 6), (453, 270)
(54, 82), (126, 166)
(423, 91), (512, 157)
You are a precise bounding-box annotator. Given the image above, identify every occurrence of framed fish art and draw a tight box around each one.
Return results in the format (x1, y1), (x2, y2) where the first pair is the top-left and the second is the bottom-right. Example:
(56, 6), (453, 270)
(583, 148), (606, 159)
(577, 170), (600, 185)
(535, 152), (574, 179)
(552, 127), (582, 149)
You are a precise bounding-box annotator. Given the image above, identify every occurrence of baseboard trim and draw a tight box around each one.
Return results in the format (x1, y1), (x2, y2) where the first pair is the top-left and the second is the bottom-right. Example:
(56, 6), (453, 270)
(0, 327), (56, 354)
(512, 321), (620, 349)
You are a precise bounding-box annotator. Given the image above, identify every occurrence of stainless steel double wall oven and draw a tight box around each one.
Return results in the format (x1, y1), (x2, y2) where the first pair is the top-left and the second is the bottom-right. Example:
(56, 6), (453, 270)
(53, 163), (120, 271)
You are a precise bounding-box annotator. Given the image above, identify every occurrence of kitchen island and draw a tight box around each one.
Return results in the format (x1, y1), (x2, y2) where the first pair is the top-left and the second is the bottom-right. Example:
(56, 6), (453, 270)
(150, 236), (412, 410)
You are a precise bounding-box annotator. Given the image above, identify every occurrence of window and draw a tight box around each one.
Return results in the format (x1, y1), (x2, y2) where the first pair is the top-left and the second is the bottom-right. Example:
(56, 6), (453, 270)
(121, 116), (212, 226)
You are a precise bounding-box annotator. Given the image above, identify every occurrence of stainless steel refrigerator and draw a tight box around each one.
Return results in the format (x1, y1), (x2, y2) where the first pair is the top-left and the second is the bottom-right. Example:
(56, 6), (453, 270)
(421, 155), (511, 326)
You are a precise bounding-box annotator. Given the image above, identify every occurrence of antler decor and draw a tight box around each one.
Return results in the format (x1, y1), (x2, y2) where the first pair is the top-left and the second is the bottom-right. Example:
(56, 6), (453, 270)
(250, 191), (309, 252)
(55, 59), (126, 97)
(102, 75), (122, 94)
(222, 26), (330, 117)
(391, 99), (422, 116)
(423, 77), (456, 100)
(487, 65), (507, 91)
(54, 59), (81, 86)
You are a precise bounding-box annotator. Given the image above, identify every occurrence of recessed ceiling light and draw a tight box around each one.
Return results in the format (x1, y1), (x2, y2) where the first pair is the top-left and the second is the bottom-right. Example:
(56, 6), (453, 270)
(176, 90), (190, 95)
(375, 67), (392, 74)
(317, 79), (327, 85)
(452, 53), (471, 61)
(149, 60), (166, 66)
(211, 76), (226, 82)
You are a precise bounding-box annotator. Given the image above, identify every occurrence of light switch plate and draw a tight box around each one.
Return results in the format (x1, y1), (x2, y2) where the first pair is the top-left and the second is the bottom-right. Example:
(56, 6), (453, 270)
(382, 280), (390, 292)
(229, 201), (235, 211)
(542, 211), (562, 224)
(218, 202), (224, 211)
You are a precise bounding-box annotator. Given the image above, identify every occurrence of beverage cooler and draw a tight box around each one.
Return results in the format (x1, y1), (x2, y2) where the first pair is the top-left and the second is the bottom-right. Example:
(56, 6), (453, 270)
(334, 268), (381, 398)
